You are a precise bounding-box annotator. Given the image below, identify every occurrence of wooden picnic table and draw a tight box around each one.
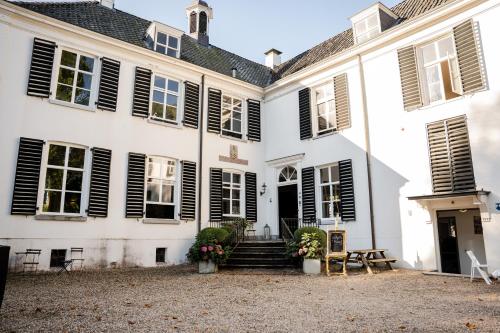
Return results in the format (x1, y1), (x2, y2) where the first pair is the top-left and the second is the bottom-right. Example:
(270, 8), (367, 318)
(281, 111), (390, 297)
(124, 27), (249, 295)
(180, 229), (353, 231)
(346, 249), (397, 274)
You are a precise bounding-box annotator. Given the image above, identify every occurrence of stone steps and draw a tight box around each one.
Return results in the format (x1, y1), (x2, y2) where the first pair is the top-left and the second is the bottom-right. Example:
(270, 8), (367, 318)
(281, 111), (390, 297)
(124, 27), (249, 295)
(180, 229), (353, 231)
(223, 241), (295, 269)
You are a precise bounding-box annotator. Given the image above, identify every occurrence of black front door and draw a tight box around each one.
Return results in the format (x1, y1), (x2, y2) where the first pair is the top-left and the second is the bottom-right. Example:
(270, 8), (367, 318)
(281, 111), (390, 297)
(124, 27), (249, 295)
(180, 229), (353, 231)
(437, 216), (461, 274)
(278, 184), (298, 238)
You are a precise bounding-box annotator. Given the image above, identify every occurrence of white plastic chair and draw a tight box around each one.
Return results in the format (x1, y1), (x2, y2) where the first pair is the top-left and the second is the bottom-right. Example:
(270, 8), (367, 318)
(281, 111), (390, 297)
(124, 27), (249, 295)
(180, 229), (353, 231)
(466, 250), (492, 285)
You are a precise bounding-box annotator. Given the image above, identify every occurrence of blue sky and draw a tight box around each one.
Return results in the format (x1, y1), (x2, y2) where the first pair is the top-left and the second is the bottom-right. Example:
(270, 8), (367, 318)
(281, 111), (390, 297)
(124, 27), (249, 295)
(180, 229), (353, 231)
(27, 0), (402, 64)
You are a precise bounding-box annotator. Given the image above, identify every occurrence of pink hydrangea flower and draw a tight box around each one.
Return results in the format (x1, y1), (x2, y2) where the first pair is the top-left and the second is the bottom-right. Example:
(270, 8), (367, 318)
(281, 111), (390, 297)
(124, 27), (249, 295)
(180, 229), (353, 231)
(208, 246), (214, 251)
(201, 246), (208, 253)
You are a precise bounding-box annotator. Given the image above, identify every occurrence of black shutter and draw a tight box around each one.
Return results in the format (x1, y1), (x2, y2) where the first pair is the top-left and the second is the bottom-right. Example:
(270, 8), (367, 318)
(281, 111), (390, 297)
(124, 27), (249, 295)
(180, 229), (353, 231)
(209, 168), (223, 222)
(97, 57), (121, 112)
(180, 161), (197, 220)
(397, 46), (423, 111)
(132, 67), (152, 118)
(87, 148), (112, 217)
(11, 137), (44, 215)
(183, 81), (200, 128)
(207, 88), (221, 133)
(339, 159), (356, 222)
(301, 167), (316, 222)
(245, 172), (257, 223)
(126, 153), (146, 218)
(247, 99), (261, 142)
(298, 88), (312, 140)
(27, 38), (57, 97)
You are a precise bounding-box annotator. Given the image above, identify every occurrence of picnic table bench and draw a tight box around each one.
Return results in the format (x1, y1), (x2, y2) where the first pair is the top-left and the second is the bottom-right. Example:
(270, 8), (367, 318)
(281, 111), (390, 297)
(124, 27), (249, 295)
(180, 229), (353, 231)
(347, 249), (397, 274)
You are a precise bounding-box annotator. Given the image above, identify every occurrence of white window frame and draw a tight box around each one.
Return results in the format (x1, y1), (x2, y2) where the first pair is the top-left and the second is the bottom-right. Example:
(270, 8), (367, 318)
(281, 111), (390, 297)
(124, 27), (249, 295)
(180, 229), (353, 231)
(144, 156), (179, 220)
(154, 31), (180, 58)
(221, 94), (244, 139)
(149, 73), (182, 125)
(312, 82), (337, 136)
(222, 170), (244, 218)
(50, 47), (99, 111)
(354, 13), (381, 44)
(417, 34), (462, 106)
(317, 163), (341, 221)
(38, 142), (90, 217)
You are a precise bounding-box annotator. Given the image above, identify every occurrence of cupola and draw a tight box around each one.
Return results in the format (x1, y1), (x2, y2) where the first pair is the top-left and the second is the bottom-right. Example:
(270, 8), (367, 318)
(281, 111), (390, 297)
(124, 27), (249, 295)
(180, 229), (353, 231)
(186, 0), (213, 47)
(350, 2), (398, 44)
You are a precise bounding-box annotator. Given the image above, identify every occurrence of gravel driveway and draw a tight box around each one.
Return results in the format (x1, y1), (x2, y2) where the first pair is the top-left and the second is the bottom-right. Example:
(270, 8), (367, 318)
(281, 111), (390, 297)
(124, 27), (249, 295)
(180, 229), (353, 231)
(0, 266), (499, 332)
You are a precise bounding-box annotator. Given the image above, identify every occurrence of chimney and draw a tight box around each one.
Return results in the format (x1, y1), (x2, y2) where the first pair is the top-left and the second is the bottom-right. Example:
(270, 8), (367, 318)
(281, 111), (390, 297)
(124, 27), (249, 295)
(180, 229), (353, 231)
(100, 0), (115, 9)
(265, 49), (282, 69)
(231, 67), (238, 78)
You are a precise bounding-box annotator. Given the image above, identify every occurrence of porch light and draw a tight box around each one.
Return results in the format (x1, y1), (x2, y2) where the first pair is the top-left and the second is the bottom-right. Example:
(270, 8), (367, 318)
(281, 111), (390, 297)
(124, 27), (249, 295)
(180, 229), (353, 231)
(260, 183), (267, 196)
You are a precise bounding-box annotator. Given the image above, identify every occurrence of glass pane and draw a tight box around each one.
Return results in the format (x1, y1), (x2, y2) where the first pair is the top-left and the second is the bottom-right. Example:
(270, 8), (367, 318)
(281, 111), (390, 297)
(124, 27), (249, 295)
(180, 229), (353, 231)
(64, 192), (81, 214)
(222, 117), (231, 130)
(232, 119), (241, 133)
(154, 76), (166, 89)
(332, 184), (340, 202)
(68, 147), (85, 168)
(60, 51), (77, 68)
(330, 165), (340, 182)
(320, 168), (329, 184)
(278, 173), (287, 183)
(233, 174), (241, 184)
(43, 191), (61, 213)
(79, 56), (94, 72)
(422, 43), (437, 64)
(166, 94), (177, 107)
(223, 96), (231, 104)
(161, 184), (174, 203)
(167, 80), (179, 92)
(316, 88), (324, 101)
(164, 161), (176, 180)
(426, 65), (440, 83)
(233, 111), (242, 121)
(48, 145), (66, 166)
(317, 102), (326, 115)
(156, 45), (166, 54)
(222, 199), (230, 215)
(234, 99), (242, 108)
(58, 68), (75, 85)
(56, 84), (73, 102)
(366, 14), (378, 28)
(148, 159), (161, 178)
(157, 32), (167, 45)
(324, 84), (334, 98)
(167, 48), (177, 57)
(438, 37), (454, 58)
(168, 36), (178, 49)
(166, 106), (176, 121)
(318, 115), (327, 131)
(147, 182), (160, 202)
(66, 170), (83, 191)
(75, 89), (90, 106)
(232, 189), (240, 200)
(232, 200), (240, 215)
(45, 169), (63, 190)
(152, 103), (164, 118)
(222, 172), (231, 183)
(429, 83), (443, 103)
(153, 90), (164, 104)
(322, 203), (332, 219)
(321, 185), (331, 201)
(76, 73), (92, 89)
(223, 188), (230, 199)
(146, 204), (174, 219)
(355, 20), (366, 34)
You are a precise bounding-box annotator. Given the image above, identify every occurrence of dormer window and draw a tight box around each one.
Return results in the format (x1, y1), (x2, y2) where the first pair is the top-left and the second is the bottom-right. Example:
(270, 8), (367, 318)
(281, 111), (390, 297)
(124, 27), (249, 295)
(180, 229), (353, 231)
(155, 32), (179, 58)
(146, 22), (183, 58)
(354, 13), (380, 44)
(351, 2), (398, 44)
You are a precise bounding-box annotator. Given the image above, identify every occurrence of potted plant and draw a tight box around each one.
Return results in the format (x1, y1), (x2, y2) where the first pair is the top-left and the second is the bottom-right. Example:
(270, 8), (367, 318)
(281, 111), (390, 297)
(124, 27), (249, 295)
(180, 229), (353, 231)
(289, 232), (324, 274)
(187, 228), (231, 274)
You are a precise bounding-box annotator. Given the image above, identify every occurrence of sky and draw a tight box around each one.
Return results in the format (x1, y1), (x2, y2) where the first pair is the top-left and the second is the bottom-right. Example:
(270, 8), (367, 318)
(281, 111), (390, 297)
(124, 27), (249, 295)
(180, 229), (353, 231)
(25, 0), (403, 64)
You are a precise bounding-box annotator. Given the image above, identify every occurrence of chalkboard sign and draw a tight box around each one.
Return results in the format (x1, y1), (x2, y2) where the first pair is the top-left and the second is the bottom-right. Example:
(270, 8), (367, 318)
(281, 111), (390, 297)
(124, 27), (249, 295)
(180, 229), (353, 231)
(327, 230), (346, 256)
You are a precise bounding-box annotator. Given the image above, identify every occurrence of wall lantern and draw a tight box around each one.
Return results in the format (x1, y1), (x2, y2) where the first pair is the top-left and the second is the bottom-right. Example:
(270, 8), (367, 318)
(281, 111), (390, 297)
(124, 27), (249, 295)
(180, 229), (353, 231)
(496, 203), (500, 211)
(264, 224), (271, 240)
(260, 183), (267, 196)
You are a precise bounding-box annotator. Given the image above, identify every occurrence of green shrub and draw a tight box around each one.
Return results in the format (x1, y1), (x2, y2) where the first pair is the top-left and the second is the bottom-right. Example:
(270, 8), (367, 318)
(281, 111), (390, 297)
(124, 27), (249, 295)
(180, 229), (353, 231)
(197, 227), (229, 243)
(294, 227), (326, 249)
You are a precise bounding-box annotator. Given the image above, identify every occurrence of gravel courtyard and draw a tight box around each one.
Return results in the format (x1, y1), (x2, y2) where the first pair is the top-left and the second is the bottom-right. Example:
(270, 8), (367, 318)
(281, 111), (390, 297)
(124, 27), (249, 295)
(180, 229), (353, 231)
(0, 266), (499, 332)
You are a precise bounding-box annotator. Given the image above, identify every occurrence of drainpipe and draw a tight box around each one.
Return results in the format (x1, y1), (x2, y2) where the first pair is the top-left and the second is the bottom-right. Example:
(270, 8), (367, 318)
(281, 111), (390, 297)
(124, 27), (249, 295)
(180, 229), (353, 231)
(197, 75), (205, 233)
(357, 54), (376, 249)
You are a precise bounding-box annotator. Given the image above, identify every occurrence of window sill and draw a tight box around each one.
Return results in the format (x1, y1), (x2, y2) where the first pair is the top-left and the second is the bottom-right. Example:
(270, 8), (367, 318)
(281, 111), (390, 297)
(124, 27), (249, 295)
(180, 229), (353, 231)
(49, 99), (96, 112)
(218, 134), (247, 143)
(147, 118), (182, 129)
(142, 218), (181, 225)
(35, 215), (87, 222)
(313, 130), (339, 140)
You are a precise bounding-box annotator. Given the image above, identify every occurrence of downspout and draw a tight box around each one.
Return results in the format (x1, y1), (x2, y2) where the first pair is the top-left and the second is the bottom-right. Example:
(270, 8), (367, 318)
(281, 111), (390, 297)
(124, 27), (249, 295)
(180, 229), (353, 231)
(357, 54), (376, 249)
(197, 75), (205, 233)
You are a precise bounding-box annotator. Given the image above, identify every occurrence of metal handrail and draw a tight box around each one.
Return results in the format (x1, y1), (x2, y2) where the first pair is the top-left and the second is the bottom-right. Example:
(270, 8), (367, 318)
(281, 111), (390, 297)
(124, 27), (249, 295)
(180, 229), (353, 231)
(280, 218), (295, 242)
(208, 220), (245, 247)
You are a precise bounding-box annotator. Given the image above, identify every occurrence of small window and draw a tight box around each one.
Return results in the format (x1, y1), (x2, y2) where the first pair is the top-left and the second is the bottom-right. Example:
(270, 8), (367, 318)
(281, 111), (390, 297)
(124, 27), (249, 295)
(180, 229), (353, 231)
(151, 75), (180, 123)
(155, 32), (179, 58)
(146, 157), (177, 219)
(156, 248), (166, 263)
(319, 164), (340, 219)
(50, 249), (67, 268)
(419, 36), (462, 104)
(222, 171), (242, 217)
(190, 12), (197, 34)
(221, 95), (243, 139)
(55, 50), (96, 107)
(199, 11), (208, 35)
(278, 166), (297, 183)
(354, 13), (380, 44)
(315, 83), (336, 135)
(42, 144), (87, 215)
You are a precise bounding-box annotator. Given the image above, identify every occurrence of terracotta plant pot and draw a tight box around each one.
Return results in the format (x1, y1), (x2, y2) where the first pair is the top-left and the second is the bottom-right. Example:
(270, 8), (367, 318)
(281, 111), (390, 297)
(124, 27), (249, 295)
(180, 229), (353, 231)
(198, 260), (218, 274)
(303, 258), (321, 274)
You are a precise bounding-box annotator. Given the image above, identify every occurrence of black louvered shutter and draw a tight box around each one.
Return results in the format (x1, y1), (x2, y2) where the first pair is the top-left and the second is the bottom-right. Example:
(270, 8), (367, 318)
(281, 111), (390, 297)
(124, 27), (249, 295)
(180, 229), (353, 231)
(245, 172), (257, 223)
(247, 100), (261, 142)
(339, 159), (356, 222)
(27, 38), (57, 97)
(209, 168), (223, 222)
(87, 148), (112, 217)
(181, 161), (197, 220)
(97, 58), (121, 112)
(298, 88), (312, 140)
(301, 167), (316, 222)
(207, 89), (221, 133)
(11, 137), (44, 215)
(132, 67), (152, 118)
(183, 81), (200, 128)
(126, 153), (146, 218)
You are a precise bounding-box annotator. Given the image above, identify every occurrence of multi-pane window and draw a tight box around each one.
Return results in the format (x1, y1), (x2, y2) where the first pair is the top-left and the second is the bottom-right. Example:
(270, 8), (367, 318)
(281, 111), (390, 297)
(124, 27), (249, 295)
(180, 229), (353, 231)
(42, 144), (86, 215)
(155, 32), (179, 58)
(151, 75), (180, 123)
(146, 157), (177, 219)
(222, 171), (241, 216)
(315, 83), (336, 134)
(354, 13), (380, 44)
(319, 164), (340, 219)
(419, 36), (462, 104)
(55, 50), (96, 106)
(221, 95), (243, 139)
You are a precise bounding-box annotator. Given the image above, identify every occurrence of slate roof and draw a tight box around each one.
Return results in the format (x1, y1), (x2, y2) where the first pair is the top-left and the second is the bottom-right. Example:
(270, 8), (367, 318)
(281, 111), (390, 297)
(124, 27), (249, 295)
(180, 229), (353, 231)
(11, 0), (455, 87)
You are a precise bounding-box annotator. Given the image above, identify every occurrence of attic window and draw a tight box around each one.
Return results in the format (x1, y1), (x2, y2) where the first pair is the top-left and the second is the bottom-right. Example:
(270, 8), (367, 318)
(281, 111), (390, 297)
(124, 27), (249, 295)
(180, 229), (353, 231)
(155, 32), (179, 58)
(354, 13), (380, 44)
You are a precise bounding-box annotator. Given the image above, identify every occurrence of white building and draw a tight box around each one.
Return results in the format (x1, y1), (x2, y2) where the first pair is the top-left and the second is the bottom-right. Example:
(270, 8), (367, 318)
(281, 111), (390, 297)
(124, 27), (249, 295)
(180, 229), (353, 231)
(0, 0), (499, 275)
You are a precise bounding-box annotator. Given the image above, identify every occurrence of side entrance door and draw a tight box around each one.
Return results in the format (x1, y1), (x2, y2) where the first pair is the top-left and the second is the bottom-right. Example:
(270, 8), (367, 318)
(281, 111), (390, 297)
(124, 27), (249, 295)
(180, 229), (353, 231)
(278, 184), (298, 238)
(437, 216), (461, 274)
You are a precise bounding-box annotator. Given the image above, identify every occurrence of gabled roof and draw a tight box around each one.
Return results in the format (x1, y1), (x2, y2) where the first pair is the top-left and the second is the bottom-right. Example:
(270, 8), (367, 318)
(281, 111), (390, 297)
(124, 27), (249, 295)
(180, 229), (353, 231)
(10, 0), (456, 88)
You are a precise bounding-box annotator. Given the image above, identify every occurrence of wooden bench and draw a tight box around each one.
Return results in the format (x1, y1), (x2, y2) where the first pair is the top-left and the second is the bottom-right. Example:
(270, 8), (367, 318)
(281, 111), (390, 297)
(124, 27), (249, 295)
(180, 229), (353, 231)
(347, 249), (397, 274)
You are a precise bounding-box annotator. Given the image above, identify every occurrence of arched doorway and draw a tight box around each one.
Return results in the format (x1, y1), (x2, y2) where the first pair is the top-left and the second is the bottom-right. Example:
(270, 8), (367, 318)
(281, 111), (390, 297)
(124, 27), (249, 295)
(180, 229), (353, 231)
(277, 166), (298, 238)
